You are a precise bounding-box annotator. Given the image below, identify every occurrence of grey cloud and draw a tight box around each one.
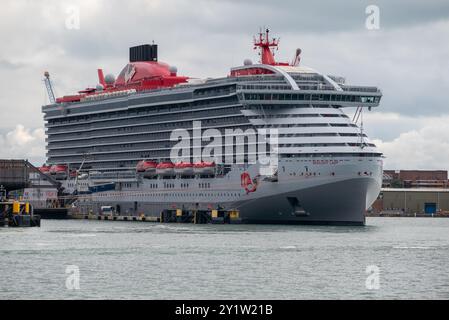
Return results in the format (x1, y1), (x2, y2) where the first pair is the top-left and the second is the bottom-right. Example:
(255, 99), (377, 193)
(219, 0), (449, 32)
(0, 59), (25, 70)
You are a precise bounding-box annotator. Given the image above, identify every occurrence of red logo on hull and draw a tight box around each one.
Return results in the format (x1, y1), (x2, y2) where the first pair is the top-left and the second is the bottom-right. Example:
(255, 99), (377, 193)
(241, 172), (260, 194)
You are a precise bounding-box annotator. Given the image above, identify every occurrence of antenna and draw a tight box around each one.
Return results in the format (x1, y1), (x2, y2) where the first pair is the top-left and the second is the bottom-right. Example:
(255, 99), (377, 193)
(253, 28), (279, 65)
(43, 71), (56, 104)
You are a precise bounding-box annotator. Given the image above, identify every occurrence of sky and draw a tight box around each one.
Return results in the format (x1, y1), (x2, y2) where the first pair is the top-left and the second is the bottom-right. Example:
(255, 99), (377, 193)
(0, 0), (448, 169)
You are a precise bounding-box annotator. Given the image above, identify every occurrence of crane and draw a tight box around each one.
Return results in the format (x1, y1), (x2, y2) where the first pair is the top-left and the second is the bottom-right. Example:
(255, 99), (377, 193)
(43, 71), (56, 104)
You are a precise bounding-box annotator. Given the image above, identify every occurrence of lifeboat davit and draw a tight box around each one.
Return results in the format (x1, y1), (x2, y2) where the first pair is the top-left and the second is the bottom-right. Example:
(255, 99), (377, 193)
(174, 162), (194, 176)
(49, 164), (68, 180)
(136, 160), (158, 178)
(193, 161), (216, 175)
(39, 165), (51, 174)
(156, 161), (175, 176)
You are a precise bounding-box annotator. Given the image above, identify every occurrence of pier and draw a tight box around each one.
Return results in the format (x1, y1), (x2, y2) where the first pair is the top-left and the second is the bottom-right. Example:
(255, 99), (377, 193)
(1, 200), (40, 227)
(70, 212), (159, 222)
(160, 208), (242, 224)
(68, 208), (241, 224)
(34, 208), (68, 219)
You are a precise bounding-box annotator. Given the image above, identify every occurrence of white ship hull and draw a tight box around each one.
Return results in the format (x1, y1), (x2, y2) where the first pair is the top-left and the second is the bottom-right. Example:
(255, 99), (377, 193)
(72, 157), (382, 225)
(43, 33), (384, 226)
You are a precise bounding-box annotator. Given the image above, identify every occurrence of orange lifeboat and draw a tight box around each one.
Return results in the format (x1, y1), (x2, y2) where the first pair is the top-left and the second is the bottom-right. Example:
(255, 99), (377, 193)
(174, 162), (194, 176)
(49, 164), (68, 180)
(156, 161), (175, 176)
(136, 160), (158, 177)
(193, 161), (216, 175)
(39, 165), (51, 174)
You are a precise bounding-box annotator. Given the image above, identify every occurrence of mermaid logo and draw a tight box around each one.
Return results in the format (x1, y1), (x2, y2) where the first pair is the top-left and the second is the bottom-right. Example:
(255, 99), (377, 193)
(124, 64), (136, 83)
(241, 172), (260, 194)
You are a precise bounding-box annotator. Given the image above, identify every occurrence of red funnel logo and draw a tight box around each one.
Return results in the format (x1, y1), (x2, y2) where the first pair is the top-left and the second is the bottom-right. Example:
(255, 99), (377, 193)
(241, 172), (260, 194)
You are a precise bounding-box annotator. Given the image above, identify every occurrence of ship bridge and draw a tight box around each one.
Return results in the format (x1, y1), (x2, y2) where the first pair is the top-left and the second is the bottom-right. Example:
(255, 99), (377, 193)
(230, 28), (381, 109)
(231, 64), (381, 109)
(228, 29), (382, 159)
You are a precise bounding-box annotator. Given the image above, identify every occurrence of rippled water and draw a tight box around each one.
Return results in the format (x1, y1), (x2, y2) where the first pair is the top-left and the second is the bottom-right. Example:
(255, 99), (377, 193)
(1, 218), (449, 299)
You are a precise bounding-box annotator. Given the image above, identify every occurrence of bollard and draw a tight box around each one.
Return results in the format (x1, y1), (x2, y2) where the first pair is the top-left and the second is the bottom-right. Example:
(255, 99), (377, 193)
(230, 210), (240, 219)
(12, 201), (20, 214)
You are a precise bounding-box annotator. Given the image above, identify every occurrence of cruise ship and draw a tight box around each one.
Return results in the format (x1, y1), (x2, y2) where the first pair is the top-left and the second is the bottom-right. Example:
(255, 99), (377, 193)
(41, 29), (383, 225)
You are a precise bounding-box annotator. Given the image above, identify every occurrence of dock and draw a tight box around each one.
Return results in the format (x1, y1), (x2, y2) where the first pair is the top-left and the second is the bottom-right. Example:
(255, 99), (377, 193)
(68, 208), (241, 224)
(70, 213), (159, 222)
(160, 208), (242, 224)
(34, 208), (68, 219)
(1, 200), (40, 227)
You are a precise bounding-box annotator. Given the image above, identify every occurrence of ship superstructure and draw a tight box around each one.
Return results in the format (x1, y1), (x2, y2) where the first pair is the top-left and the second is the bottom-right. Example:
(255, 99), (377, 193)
(41, 29), (383, 225)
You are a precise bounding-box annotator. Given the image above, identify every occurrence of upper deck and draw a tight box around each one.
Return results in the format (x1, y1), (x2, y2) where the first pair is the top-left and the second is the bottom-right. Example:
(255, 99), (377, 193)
(42, 69), (381, 120)
(41, 29), (382, 170)
(42, 29), (381, 119)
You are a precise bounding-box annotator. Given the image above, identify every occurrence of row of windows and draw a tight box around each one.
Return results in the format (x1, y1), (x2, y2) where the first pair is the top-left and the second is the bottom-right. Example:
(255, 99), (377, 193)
(243, 93), (378, 103)
(48, 141), (273, 157)
(279, 143), (376, 148)
(199, 183), (211, 188)
(281, 153), (382, 158)
(248, 113), (348, 119)
(194, 85), (235, 96)
(49, 146), (276, 162)
(163, 182), (175, 188)
(51, 131), (338, 153)
(48, 116), (249, 141)
(288, 171), (321, 176)
(290, 75), (324, 81)
(279, 133), (367, 138)
(256, 123), (357, 128)
(47, 95), (238, 127)
(50, 145), (379, 164)
(48, 125), (255, 148)
(48, 112), (245, 136)
(48, 106), (242, 134)
(247, 104), (333, 110)
(96, 192), (241, 198)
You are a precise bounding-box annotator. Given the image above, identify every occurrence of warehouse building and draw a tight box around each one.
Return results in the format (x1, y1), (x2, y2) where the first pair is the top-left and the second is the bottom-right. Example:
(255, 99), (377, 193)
(372, 188), (449, 215)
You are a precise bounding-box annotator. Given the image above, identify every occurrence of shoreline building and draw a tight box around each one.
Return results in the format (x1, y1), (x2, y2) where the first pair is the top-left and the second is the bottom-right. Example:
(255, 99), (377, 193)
(383, 170), (448, 188)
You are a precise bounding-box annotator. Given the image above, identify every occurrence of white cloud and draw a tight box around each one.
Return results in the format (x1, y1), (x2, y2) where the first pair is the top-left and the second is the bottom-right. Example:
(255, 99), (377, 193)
(363, 112), (434, 141)
(0, 125), (46, 165)
(371, 114), (449, 169)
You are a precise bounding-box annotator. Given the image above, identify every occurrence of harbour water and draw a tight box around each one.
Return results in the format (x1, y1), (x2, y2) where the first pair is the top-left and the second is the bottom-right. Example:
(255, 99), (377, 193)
(1, 217), (448, 299)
